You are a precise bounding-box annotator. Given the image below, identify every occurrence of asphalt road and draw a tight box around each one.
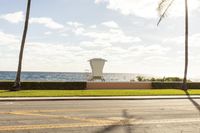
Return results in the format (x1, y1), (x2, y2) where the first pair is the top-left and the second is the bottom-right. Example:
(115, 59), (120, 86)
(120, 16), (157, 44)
(1, 98), (200, 133)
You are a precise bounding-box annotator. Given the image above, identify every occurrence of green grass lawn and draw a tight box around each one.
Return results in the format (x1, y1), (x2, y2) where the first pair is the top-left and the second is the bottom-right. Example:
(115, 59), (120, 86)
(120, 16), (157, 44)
(0, 89), (200, 97)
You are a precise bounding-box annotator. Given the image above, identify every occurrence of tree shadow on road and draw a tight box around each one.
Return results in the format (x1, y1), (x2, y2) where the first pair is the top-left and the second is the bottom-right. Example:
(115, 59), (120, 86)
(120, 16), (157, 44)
(94, 109), (134, 133)
(184, 90), (200, 113)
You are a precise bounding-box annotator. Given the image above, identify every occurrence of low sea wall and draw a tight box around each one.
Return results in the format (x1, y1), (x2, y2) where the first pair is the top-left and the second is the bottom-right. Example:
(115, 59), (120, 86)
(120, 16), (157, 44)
(0, 81), (152, 90)
(86, 82), (152, 89)
(1, 81), (200, 90)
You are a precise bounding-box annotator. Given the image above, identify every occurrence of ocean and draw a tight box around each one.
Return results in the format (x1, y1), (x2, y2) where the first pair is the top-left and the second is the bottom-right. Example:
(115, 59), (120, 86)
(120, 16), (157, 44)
(0, 71), (139, 82)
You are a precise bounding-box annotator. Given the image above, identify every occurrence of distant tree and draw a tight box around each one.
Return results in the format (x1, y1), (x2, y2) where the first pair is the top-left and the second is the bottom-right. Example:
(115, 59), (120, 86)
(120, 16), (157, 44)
(12, 0), (31, 91)
(157, 0), (189, 90)
(150, 77), (156, 81)
(156, 78), (164, 82)
(136, 76), (190, 82)
(136, 76), (145, 81)
(165, 77), (182, 82)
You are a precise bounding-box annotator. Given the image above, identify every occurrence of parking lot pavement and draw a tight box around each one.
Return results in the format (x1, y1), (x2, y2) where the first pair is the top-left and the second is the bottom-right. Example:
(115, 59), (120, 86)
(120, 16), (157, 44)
(1, 99), (200, 133)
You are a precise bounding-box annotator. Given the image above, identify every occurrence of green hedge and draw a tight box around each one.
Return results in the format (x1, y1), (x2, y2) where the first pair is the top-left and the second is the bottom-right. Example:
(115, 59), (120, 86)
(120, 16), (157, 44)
(152, 82), (200, 89)
(0, 81), (87, 90)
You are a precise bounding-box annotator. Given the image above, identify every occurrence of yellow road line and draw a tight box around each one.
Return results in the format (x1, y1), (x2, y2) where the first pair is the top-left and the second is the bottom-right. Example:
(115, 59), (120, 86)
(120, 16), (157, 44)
(0, 122), (116, 131)
(0, 112), (10, 114)
(0, 117), (200, 131)
(0, 108), (122, 115)
(10, 111), (200, 125)
(10, 111), (116, 124)
(6, 108), (125, 113)
(3, 105), (187, 114)
(2, 108), (199, 131)
(134, 118), (200, 124)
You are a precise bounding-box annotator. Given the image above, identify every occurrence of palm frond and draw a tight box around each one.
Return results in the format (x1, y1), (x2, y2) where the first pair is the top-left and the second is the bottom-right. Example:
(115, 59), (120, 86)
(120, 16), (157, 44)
(157, 0), (175, 26)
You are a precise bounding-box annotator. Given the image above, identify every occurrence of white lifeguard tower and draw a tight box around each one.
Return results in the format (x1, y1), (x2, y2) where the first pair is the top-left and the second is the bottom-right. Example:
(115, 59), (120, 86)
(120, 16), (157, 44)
(88, 58), (107, 81)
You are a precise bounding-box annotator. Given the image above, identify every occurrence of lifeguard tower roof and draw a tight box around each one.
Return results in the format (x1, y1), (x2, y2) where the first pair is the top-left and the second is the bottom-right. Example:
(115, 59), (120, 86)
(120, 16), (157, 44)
(88, 58), (107, 62)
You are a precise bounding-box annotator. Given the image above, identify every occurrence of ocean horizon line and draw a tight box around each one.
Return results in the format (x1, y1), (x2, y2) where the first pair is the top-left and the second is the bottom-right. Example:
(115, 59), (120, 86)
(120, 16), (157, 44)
(0, 71), (145, 75)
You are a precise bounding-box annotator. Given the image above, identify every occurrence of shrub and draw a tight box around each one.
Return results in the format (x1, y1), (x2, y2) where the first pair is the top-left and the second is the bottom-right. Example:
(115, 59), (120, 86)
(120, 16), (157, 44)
(0, 81), (87, 90)
(152, 82), (200, 89)
(152, 82), (182, 89)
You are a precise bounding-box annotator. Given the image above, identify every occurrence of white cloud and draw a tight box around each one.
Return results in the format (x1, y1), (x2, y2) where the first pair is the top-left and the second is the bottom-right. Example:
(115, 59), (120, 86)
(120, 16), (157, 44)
(0, 30), (175, 75)
(80, 41), (112, 50)
(89, 25), (97, 29)
(73, 27), (85, 35)
(30, 17), (64, 30)
(0, 12), (65, 30)
(163, 33), (200, 48)
(44, 31), (52, 35)
(64, 21), (141, 44)
(0, 31), (19, 45)
(67, 21), (83, 27)
(104, 46), (127, 55)
(21, 41), (86, 71)
(66, 21), (85, 35)
(0, 11), (24, 23)
(189, 34), (200, 47)
(95, 0), (200, 18)
(95, 0), (108, 4)
(60, 33), (68, 37)
(128, 44), (169, 57)
(143, 56), (169, 62)
(82, 28), (141, 43)
(102, 21), (119, 28)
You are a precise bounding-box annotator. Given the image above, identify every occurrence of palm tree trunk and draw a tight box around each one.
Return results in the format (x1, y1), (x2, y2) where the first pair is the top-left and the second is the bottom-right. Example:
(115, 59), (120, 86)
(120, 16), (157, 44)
(12, 0), (31, 91)
(183, 0), (188, 90)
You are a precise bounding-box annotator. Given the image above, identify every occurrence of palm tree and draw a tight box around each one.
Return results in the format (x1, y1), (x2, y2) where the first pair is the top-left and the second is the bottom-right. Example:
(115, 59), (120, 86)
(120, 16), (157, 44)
(157, 0), (188, 90)
(12, 0), (32, 91)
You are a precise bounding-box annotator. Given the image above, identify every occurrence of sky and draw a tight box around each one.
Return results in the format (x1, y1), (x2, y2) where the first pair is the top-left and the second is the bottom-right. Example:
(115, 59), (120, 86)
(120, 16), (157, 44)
(1, 0), (200, 78)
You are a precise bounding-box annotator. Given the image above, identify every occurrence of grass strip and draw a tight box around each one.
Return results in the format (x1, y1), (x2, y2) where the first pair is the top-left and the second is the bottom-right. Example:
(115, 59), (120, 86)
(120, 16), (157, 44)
(0, 89), (200, 97)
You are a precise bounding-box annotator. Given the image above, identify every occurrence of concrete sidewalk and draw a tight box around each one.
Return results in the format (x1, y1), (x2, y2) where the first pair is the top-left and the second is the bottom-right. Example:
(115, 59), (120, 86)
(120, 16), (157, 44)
(0, 95), (200, 101)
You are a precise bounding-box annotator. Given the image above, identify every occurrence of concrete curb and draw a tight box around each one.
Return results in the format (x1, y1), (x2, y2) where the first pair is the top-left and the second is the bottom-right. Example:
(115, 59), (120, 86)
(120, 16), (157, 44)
(0, 95), (200, 102)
